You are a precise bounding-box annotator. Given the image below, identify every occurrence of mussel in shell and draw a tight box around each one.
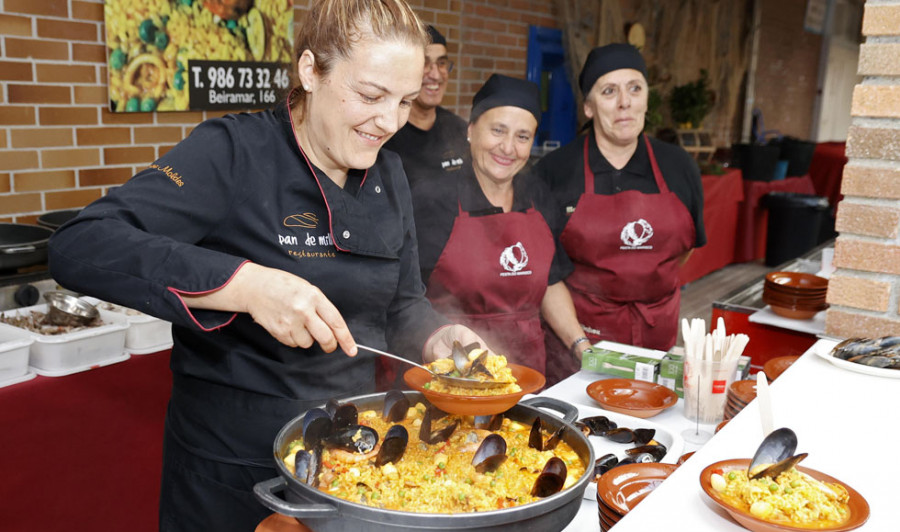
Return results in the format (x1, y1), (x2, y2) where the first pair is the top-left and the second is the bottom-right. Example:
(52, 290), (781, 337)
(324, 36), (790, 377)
(375, 425), (409, 466)
(472, 434), (507, 473)
(592, 453), (619, 480)
(293, 446), (322, 487)
(473, 414), (503, 431)
(832, 336), (900, 368)
(626, 443), (667, 462)
(419, 406), (458, 444)
(531, 457), (567, 497)
(323, 425), (379, 454)
(528, 417), (565, 452)
(748, 427), (806, 480)
(604, 427), (637, 444)
(578, 416), (617, 436)
(383, 390), (410, 422)
(302, 408), (333, 449)
(326, 400), (358, 430)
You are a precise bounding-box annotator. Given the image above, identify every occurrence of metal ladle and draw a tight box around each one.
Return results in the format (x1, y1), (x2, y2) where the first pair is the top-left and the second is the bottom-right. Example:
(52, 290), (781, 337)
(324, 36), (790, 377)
(356, 344), (511, 390)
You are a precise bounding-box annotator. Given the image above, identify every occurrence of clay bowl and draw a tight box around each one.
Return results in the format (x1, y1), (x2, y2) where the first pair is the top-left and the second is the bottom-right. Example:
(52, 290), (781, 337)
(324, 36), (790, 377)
(700, 459), (869, 532)
(597, 462), (678, 516)
(767, 304), (825, 320)
(762, 290), (826, 306)
(765, 271), (828, 291)
(586, 378), (678, 419)
(764, 280), (827, 295)
(763, 355), (800, 381)
(762, 288), (827, 303)
(403, 364), (544, 416)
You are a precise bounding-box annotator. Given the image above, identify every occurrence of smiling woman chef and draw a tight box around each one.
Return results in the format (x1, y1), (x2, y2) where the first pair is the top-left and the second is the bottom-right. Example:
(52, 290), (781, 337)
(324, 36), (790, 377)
(47, 1), (481, 530)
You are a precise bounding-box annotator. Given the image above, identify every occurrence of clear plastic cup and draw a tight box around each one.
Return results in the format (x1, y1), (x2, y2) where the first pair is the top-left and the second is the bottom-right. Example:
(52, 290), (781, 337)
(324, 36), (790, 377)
(682, 356), (741, 424)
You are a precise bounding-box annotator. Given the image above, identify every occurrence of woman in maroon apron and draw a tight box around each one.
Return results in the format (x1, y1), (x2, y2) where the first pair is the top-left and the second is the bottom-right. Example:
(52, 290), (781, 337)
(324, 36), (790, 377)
(409, 74), (589, 378)
(534, 44), (706, 384)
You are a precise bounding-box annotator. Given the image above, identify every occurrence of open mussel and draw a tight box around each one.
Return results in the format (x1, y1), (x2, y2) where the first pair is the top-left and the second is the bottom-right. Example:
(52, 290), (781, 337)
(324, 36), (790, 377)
(323, 425), (379, 454)
(302, 408), (333, 449)
(832, 336), (900, 361)
(324, 399), (358, 430)
(472, 434), (507, 473)
(473, 414), (503, 431)
(528, 417), (564, 452)
(375, 425), (409, 466)
(531, 457), (567, 497)
(383, 390), (410, 422)
(419, 406), (459, 444)
(293, 446), (322, 487)
(626, 443), (667, 462)
(748, 427), (807, 480)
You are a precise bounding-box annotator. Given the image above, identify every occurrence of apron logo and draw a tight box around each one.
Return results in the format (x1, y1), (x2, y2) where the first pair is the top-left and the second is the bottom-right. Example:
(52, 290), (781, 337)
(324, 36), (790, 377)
(620, 219), (654, 250)
(499, 242), (533, 277)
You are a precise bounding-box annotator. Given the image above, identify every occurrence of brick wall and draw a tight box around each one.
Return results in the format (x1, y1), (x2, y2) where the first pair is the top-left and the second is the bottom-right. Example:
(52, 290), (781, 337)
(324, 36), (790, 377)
(826, 1), (900, 337)
(0, 0), (558, 224)
(752, 0), (822, 141)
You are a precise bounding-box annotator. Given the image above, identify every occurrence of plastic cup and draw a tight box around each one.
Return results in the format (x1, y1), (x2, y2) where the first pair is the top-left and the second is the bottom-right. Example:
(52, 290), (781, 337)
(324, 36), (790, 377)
(682, 356), (741, 424)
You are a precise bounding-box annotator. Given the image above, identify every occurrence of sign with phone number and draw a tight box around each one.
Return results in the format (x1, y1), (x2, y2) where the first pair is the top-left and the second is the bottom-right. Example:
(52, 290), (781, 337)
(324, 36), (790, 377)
(187, 60), (291, 111)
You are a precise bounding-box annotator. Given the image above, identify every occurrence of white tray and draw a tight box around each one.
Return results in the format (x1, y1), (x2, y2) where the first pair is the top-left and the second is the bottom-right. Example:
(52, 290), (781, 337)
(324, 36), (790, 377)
(0, 370), (36, 389)
(0, 303), (129, 377)
(0, 325), (34, 382)
(748, 305), (826, 335)
(526, 398), (684, 500)
(81, 297), (173, 355)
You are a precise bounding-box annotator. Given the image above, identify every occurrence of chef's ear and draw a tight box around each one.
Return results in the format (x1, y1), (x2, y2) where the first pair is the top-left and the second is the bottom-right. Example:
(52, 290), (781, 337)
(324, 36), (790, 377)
(466, 122), (474, 142)
(297, 49), (317, 92)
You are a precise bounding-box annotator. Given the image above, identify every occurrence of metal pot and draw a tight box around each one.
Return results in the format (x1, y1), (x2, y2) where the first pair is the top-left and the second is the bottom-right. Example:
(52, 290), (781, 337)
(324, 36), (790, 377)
(36, 209), (81, 230)
(255, 394), (594, 532)
(0, 223), (54, 271)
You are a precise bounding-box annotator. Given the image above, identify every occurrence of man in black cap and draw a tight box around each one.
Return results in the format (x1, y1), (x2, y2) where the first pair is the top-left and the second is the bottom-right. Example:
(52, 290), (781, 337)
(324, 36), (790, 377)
(384, 25), (469, 187)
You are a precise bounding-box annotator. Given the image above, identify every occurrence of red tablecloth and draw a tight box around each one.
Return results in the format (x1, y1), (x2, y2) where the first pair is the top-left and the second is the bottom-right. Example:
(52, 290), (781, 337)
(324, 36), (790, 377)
(680, 168), (743, 284)
(0, 351), (172, 532)
(733, 175), (817, 262)
(808, 142), (847, 213)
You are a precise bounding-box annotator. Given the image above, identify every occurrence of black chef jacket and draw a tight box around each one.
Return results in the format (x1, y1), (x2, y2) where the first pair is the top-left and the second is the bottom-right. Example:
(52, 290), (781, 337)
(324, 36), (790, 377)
(411, 165), (573, 286)
(48, 99), (451, 526)
(533, 131), (707, 248)
(383, 106), (470, 187)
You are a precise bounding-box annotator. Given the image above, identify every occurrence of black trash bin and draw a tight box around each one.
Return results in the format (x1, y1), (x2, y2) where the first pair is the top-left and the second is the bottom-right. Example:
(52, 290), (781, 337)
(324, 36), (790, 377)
(763, 192), (830, 266)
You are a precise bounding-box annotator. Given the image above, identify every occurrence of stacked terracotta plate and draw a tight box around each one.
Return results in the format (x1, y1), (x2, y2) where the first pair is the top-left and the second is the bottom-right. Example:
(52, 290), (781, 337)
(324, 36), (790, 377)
(723, 379), (757, 421)
(595, 463), (678, 531)
(762, 271), (828, 319)
(763, 355), (800, 381)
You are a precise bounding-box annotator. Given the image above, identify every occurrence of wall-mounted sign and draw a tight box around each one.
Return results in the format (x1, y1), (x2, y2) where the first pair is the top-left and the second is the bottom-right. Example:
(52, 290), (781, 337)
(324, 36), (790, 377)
(104, 0), (294, 112)
(803, 0), (829, 35)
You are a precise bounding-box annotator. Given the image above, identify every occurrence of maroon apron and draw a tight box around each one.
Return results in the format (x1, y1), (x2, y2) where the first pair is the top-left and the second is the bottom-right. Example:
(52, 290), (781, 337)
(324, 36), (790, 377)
(560, 135), (695, 350)
(427, 202), (555, 372)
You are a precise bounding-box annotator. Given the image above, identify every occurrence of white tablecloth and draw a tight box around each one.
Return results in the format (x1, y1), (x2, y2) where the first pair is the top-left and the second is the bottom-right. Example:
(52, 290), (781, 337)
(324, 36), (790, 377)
(548, 339), (899, 531)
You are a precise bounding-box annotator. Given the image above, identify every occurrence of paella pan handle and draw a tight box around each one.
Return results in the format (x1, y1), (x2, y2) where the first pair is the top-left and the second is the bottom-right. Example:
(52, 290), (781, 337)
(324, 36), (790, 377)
(519, 396), (579, 424)
(253, 477), (338, 519)
(1, 245), (36, 254)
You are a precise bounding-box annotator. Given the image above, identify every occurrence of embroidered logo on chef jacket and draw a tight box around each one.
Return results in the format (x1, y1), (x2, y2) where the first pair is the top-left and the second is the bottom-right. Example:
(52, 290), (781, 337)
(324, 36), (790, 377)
(283, 212), (319, 229)
(499, 242), (532, 277)
(619, 219), (654, 250)
(440, 156), (465, 171)
(280, 212), (336, 259)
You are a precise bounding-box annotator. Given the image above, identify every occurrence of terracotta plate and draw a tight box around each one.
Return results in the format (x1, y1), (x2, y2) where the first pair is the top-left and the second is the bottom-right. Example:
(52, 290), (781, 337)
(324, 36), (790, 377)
(596, 462), (678, 515)
(729, 380), (758, 404)
(700, 459), (869, 532)
(403, 364), (544, 416)
(765, 271), (829, 290)
(586, 378), (678, 418)
(763, 355), (800, 381)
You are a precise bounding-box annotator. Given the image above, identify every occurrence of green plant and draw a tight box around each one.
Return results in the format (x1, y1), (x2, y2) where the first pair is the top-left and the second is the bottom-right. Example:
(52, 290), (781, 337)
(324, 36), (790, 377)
(668, 69), (715, 129)
(644, 86), (663, 133)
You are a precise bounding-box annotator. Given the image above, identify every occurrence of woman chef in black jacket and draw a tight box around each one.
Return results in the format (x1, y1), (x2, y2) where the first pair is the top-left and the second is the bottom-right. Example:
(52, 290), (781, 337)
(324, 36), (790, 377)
(48, 1), (480, 530)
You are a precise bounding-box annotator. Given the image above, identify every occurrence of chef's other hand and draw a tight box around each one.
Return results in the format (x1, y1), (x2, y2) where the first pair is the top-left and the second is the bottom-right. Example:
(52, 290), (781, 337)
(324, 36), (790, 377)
(231, 263), (356, 355)
(423, 324), (487, 364)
